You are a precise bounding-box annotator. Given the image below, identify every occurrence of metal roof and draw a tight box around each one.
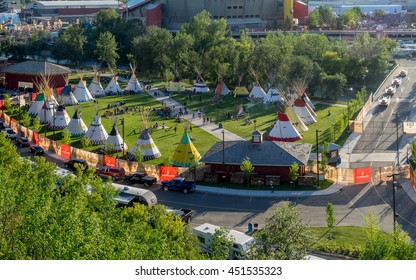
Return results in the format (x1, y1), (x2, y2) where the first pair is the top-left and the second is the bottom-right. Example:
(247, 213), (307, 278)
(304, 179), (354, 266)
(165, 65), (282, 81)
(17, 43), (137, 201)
(3, 61), (70, 75)
(27, 1), (120, 9)
(201, 140), (312, 167)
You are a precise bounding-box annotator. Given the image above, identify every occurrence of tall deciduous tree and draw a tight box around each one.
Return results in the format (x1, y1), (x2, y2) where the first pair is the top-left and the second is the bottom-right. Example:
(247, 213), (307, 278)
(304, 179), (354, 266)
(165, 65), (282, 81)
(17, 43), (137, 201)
(96, 31), (119, 69)
(53, 25), (87, 66)
(249, 203), (315, 260)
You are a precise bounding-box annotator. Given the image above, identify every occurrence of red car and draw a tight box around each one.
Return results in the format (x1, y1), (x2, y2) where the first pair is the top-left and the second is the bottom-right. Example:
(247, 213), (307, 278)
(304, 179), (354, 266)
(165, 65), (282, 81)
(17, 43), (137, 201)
(96, 166), (126, 181)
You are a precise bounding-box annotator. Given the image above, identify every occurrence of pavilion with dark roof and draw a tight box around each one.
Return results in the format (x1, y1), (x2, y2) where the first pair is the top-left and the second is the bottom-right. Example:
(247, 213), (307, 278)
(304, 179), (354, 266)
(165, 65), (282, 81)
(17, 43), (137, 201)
(2, 61), (70, 92)
(200, 131), (312, 181)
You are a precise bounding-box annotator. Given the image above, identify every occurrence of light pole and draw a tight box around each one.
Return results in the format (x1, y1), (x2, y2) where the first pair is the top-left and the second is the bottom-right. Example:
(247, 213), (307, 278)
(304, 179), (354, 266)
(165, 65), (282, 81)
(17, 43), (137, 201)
(316, 129), (321, 189)
(120, 117), (125, 157)
(221, 130), (225, 172)
(387, 172), (400, 234)
(52, 101), (55, 137)
(347, 87), (353, 132)
(395, 113), (400, 166)
(253, 119), (257, 131)
(270, 180), (274, 193)
(332, 123), (336, 142)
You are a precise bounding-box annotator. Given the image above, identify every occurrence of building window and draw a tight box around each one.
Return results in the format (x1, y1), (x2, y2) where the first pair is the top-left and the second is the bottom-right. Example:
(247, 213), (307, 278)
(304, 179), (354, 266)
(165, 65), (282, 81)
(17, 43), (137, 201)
(239, 6), (243, 9)
(233, 6), (237, 9)
(238, 15), (243, 18)
(197, 236), (205, 244)
(227, 6), (232, 9)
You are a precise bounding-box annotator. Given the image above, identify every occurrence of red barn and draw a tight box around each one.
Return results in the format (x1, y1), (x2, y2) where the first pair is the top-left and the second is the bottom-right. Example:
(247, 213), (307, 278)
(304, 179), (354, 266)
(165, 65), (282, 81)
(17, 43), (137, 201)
(200, 131), (312, 182)
(2, 61), (70, 92)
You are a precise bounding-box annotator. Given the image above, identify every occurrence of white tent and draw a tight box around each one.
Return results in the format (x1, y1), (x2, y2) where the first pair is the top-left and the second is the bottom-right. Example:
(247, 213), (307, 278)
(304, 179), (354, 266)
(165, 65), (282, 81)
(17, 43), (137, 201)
(105, 76), (123, 95)
(191, 77), (210, 93)
(102, 124), (127, 152)
(85, 114), (108, 145)
(49, 95), (59, 107)
(263, 87), (285, 104)
(67, 110), (88, 136)
(215, 80), (230, 96)
(28, 92), (45, 117)
(88, 75), (105, 97)
(59, 85), (78, 106)
(73, 79), (94, 102)
(124, 73), (143, 93)
(293, 98), (317, 125)
(249, 83), (266, 100)
(48, 105), (71, 130)
(302, 93), (316, 111)
(267, 112), (302, 142)
(39, 99), (56, 124)
(130, 128), (161, 161)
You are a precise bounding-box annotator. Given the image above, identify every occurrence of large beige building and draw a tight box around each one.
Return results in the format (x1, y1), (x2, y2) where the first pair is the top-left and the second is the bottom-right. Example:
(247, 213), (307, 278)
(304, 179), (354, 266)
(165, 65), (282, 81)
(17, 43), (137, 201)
(125, 0), (285, 30)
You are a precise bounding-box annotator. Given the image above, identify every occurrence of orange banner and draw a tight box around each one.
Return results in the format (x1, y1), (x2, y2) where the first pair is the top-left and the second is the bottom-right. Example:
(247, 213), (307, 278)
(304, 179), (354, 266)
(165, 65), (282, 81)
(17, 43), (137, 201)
(60, 144), (71, 159)
(31, 92), (38, 102)
(0, 100), (4, 109)
(10, 118), (16, 122)
(160, 166), (178, 181)
(103, 155), (116, 167)
(354, 167), (372, 184)
(32, 131), (39, 144)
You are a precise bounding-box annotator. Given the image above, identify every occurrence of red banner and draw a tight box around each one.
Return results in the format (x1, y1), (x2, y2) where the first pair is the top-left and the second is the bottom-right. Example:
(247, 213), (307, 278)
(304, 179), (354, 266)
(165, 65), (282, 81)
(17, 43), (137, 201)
(103, 155), (116, 167)
(10, 118), (16, 122)
(60, 144), (71, 159)
(159, 166), (178, 181)
(32, 131), (39, 144)
(354, 167), (372, 184)
(56, 87), (64, 94)
(0, 100), (4, 109)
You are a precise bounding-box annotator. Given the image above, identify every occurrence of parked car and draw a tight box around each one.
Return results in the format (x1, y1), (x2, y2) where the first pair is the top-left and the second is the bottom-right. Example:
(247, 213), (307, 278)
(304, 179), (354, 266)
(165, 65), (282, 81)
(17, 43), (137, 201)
(112, 183), (157, 207)
(2, 128), (17, 139)
(64, 158), (88, 171)
(95, 166), (125, 181)
(0, 121), (5, 130)
(30, 145), (44, 156)
(392, 78), (402, 86)
(161, 177), (196, 194)
(16, 136), (30, 147)
(399, 69), (408, 77)
(378, 94), (392, 106)
(167, 208), (195, 224)
(124, 172), (157, 187)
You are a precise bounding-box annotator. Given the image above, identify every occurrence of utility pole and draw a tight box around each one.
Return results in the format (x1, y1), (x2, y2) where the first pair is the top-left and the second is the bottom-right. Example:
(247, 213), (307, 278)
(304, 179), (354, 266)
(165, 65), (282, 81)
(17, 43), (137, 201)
(316, 129), (321, 189)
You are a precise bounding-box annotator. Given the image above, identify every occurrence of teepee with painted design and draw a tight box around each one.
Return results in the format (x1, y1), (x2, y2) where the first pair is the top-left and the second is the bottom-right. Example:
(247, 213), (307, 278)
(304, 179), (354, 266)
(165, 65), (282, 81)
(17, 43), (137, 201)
(215, 80), (230, 96)
(73, 75), (94, 102)
(130, 112), (161, 161)
(85, 112), (108, 145)
(249, 82), (266, 101)
(172, 129), (201, 167)
(105, 71), (123, 95)
(267, 112), (302, 142)
(67, 109), (88, 136)
(48, 105), (71, 130)
(102, 120), (127, 152)
(59, 76), (78, 106)
(28, 92), (45, 117)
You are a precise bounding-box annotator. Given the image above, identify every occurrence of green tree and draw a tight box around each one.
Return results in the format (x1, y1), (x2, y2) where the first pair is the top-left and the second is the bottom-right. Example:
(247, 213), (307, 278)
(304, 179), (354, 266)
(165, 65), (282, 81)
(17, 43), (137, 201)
(289, 162), (300, 184)
(411, 139), (416, 164)
(319, 72), (347, 99)
(210, 227), (233, 260)
(3, 94), (12, 111)
(32, 117), (41, 132)
(240, 157), (254, 186)
(95, 31), (119, 69)
(96, 9), (120, 29)
(249, 203), (315, 260)
(62, 128), (71, 145)
(20, 111), (31, 127)
(53, 26), (87, 66)
(325, 202), (336, 229)
(80, 135), (91, 148)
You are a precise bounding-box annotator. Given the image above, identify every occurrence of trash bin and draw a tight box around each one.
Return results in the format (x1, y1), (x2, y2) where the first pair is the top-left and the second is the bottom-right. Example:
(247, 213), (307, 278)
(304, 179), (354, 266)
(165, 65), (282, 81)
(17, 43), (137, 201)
(219, 123), (223, 129)
(253, 223), (258, 231)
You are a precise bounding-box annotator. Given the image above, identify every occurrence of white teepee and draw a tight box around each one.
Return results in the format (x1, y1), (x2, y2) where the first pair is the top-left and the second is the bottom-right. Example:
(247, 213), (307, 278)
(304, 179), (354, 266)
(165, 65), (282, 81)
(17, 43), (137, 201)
(191, 77), (210, 93)
(267, 112), (302, 142)
(73, 78), (94, 102)
(88, 68), (105, 97)
(28, 92), (45, 117)
(48, 105), (70, 130)
(59, 85), (78, 106)
(102, 124), (127, 152)
(215, 80), (230, 96)
(67, 110), (88, 136)
(124, 63), (143, 93)
(293, 98), (317, 125)
(85, 113), (108, 145)
(263, 87), (285, 104)
(39, 99), (56, 124)
(249, 83), (266, 100)
(302, 92), (316, 111)
(105, 76), (123, 95)
(130, 128), (161, 161)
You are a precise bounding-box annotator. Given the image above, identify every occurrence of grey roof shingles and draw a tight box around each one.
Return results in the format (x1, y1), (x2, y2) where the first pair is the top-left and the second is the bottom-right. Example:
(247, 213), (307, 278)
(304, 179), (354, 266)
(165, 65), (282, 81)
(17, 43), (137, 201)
(200, 140), (312, 167)
(3, 61), (70, 75)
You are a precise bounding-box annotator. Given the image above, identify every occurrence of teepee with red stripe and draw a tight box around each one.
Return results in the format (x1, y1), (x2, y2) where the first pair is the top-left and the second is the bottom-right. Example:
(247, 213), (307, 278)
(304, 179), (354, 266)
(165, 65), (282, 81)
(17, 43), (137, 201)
(267, 112), (302, 142)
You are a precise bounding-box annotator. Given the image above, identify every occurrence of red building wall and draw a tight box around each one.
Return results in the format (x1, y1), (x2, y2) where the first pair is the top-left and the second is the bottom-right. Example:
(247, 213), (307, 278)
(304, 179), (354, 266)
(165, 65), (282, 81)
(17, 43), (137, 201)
(146, 5), (162, 26)
(5, 73), (68, 92)
(209, 164), (304, 181)
(294, 1), (308, 24)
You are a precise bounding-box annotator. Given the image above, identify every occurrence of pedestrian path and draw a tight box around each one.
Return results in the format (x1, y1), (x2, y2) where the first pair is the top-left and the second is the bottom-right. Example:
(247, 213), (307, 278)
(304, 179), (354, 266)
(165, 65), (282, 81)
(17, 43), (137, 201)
(146, 88), (245, 141)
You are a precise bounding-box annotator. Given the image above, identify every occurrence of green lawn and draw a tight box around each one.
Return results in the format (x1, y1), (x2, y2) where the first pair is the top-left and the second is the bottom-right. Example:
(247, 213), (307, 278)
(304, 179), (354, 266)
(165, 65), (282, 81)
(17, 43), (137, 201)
(310, 226), (392, 258)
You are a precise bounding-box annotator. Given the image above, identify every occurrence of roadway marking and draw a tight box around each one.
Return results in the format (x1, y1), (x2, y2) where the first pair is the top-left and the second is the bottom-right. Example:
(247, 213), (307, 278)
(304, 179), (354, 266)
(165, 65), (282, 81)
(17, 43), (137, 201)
(159, 198), (265, 212)
(348, 183), (373, 208)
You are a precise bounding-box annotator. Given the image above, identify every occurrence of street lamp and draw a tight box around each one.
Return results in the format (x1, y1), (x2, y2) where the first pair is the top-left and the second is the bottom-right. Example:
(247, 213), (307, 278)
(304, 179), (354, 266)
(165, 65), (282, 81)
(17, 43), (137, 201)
(347, 87), (353, 132)
(253, 119), (257, 131)
(387, 172), (401, 234)
(120, 117), (125, 157)
(316, 129), (321, 189)
(395, 113), (400, 166)
(221, 130), (225, 171)
(332, 123), (336, 142)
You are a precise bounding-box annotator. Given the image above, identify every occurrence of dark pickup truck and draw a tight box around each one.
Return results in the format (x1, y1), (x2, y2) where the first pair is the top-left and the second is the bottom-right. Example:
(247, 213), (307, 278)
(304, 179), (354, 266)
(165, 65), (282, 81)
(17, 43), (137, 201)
(167, 208), (195, 224)
(124, 172), (157, 187)
(161, 177), (196, 194)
